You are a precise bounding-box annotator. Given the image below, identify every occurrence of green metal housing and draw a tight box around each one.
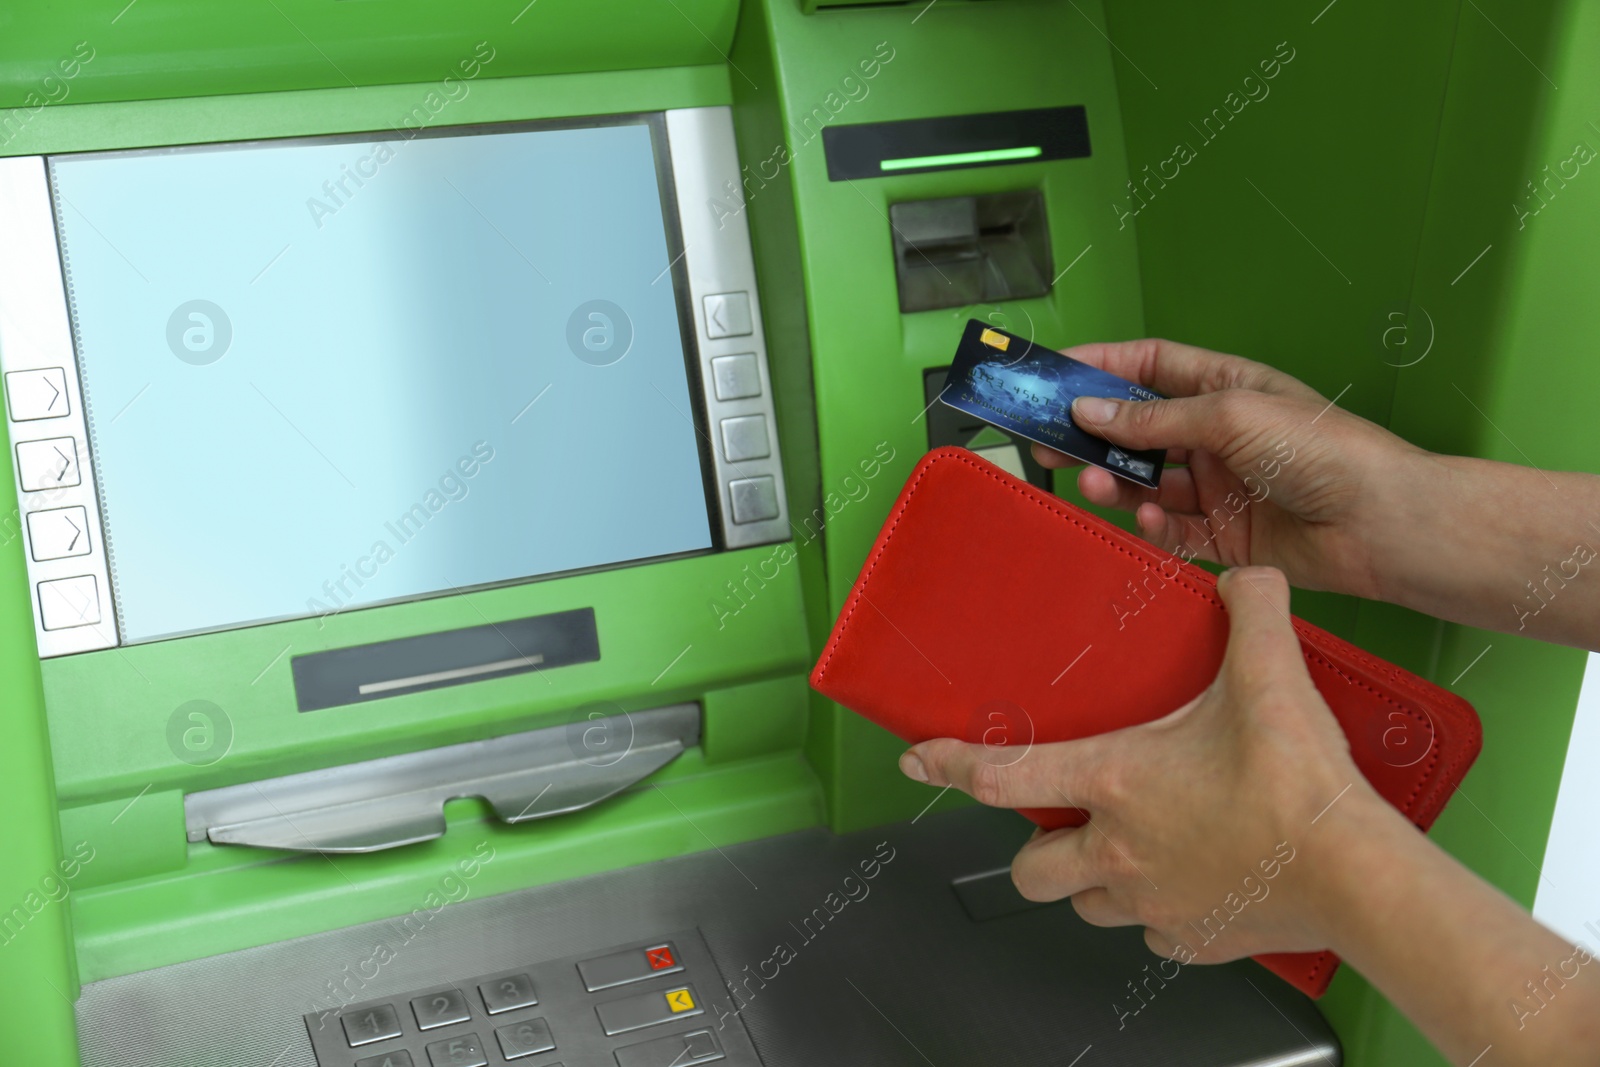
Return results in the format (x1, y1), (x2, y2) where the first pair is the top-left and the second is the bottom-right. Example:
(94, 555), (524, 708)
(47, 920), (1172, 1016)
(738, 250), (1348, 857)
(0, 2), (1593, 1065)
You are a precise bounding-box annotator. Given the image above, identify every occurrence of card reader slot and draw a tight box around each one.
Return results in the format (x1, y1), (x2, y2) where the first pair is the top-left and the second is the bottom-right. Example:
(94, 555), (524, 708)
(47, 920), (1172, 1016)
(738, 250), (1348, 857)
(821, 105), (1090, 181)
(182, 704), (699, 853)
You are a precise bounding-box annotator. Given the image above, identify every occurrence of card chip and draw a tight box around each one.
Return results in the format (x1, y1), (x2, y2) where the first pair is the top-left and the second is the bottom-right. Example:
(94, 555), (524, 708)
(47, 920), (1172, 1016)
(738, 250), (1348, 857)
(979, 328), (1010, 352)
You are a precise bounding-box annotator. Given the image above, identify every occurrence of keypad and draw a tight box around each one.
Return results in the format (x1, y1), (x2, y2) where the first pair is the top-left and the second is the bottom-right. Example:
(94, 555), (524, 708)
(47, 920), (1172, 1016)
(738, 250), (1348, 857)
(303, 930), (756, 1067)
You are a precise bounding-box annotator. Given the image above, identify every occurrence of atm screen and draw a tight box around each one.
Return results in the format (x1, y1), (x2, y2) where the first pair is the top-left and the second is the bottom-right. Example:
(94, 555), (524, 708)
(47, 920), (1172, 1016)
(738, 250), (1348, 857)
(45, 118), (714, 643)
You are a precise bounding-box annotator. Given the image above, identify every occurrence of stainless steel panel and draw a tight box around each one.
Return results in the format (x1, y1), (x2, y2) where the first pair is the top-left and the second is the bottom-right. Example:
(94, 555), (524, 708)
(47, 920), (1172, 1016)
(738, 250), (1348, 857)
(77, 807), (1340, 1067)
(0, 154), (119, 655)
(664, 108), (790, 551)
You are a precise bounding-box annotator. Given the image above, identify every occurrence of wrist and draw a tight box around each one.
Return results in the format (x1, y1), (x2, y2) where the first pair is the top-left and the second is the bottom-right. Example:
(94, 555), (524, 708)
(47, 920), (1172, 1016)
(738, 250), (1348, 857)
(1360, 449), (1487, 611)
(1290, 782), (1419, 955)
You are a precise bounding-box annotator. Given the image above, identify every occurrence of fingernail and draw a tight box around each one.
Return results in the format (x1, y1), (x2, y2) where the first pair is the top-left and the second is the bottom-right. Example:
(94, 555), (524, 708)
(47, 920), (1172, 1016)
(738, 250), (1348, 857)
(1073, 397), (1119, 425)
(899, 751), (929, 782)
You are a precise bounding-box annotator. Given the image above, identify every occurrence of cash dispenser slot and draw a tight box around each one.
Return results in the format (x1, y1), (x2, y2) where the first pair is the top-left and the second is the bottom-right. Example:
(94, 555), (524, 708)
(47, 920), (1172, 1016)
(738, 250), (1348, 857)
(291, 608), (601, 712)
(182, 704), (700, 853)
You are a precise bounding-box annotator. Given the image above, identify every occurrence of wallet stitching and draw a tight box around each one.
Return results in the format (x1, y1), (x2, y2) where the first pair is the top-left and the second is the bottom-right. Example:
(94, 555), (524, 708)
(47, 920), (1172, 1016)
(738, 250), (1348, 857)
(820, 451), (1458, 823)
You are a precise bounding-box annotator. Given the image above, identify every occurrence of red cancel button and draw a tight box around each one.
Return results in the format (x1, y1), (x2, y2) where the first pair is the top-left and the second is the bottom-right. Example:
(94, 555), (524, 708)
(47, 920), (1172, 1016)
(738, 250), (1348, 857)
(646, 946), (677, 971)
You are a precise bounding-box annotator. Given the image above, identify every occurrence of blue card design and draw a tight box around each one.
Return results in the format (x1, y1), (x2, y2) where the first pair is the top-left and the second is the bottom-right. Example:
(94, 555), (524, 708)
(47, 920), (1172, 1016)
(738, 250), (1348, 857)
(939, 320), (1166, 488)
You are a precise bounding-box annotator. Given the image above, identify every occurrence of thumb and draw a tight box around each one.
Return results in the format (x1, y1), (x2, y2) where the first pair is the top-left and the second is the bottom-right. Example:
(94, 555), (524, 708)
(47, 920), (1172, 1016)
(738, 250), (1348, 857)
(1070, 390), (1283, 466)
(1214, 566), (1311, 693)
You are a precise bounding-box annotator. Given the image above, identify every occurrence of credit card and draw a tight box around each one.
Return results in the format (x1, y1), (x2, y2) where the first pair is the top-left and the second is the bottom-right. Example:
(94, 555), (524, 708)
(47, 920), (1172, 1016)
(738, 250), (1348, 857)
(939, 319), (1166, 488)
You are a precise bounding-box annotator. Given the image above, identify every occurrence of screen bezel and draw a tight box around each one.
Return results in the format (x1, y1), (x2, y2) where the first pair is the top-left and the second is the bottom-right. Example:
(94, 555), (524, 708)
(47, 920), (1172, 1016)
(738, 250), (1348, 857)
(41, 112), (728, 644)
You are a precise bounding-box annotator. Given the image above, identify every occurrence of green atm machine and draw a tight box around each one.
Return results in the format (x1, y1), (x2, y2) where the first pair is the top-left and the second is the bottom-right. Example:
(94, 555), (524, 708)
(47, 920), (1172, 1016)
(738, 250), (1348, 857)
(2, 1), (1594, 1065)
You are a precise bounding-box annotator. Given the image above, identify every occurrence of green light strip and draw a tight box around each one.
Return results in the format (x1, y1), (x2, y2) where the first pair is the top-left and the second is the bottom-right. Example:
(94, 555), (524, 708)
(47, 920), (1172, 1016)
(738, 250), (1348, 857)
(878, 145), (1043, 171)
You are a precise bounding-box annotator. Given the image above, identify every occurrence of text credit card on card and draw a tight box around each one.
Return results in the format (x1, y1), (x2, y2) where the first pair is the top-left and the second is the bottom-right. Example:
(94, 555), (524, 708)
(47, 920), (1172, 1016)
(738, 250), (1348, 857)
(939, 320), (1167, 488)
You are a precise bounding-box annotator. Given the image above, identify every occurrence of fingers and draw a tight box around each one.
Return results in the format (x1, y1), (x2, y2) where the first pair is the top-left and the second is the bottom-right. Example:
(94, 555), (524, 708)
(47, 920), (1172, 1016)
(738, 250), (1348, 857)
(1031, 443), (1085, 470)
(1057, 338), (1324, 402)
(1032, 442), (1191, 470)
(1144, 927), (1184, 960)
(1069, 886), (1139, 928)
(1077, 465), (1200, 517)
(1070, 391), (1298, 472)
(1011, 825), (1099, 901)
(902, 736), (1106, 810)
(1131, 504), (1227, 566)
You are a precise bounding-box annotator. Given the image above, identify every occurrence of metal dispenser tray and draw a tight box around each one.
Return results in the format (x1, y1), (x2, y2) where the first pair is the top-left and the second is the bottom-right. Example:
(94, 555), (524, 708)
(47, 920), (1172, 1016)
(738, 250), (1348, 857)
(183, 704), (699, 853)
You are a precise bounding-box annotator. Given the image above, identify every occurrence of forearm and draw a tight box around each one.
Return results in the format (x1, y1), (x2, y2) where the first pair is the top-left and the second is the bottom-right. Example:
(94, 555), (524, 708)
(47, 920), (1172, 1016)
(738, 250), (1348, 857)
(1310, 792), (1600, 1066)
(1367, 452), (1600, 649)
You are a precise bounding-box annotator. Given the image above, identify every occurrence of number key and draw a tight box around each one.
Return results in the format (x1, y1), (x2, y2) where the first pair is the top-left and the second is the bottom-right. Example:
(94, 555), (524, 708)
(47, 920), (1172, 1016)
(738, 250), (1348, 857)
(479, 973), (537, 1014)
(355, 1053), (415, 1067)
(494, 1018), (555, 1060)
(425, 1033), (488, 1067)
(411, 988), (472, 1030)
(342, 1004), (403, 1047)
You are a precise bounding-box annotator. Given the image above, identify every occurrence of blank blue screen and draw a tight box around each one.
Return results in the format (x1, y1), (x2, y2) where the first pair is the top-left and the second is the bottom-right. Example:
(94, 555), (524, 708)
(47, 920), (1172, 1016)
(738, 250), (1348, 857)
(50, 122), (713, 642)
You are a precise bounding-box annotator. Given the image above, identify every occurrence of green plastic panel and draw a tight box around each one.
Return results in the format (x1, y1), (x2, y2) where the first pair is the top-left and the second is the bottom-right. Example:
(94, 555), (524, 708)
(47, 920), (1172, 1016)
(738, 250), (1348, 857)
(732, 0), (1146, 834)
(0, 63), (731, 158)
(72, 751), (823, 981)
(0, 0), (737, 112)
(0, 410), (81, 1067)
(1099, 1), (1592, 1064)
(3, 2), (1594, 1064)
(1342, 2), (1599, 1063)
(45, 546), (809, 803)
(0, 57), (827, 1057)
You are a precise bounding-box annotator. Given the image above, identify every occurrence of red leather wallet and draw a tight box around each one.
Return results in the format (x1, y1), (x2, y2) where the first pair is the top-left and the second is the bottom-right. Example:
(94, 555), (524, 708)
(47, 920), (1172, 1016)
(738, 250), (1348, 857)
(810, 446), (1482, 997)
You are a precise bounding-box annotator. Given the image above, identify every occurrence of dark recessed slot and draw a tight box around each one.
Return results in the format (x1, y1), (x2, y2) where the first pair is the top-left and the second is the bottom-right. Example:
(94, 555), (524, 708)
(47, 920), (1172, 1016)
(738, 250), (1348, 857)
(291, 607), (599, 711)
(821, 105), (1090, 181)
(891, 190), (1052, 313)
(922, 367), (1052, 490)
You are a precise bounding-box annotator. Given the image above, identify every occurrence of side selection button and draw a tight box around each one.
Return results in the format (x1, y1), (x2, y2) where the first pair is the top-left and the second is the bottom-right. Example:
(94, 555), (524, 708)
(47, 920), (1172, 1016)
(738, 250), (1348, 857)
(614, 1028), (724, 1067)
(719, 415), (771, 463)
(4, 368), (70, 421)
(26, 506), (91, 560)
(727, 477), (779, 525)
(16, 437), (80, 492)
(703, 293), (753, 339)
(578, 941), (685, 992)
(595, 984), (703, 1036)
(709, 354), (761, 401)
(37, 575), (101, 631)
